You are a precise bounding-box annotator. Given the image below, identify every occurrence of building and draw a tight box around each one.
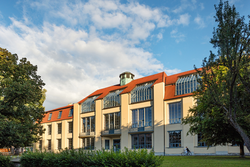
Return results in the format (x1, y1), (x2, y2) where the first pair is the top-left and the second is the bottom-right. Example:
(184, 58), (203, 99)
(34, 70), (249, 155)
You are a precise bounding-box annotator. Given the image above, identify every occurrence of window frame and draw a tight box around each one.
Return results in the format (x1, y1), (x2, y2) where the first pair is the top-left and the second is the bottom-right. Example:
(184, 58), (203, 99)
(68, 122), (73, 133)
(58, 139), (62, 150)
(68, 108), (73, 117)
(105, 140), (110, 149)
(68, 138), (73, 149)
(175, 74), (200, 95)
(81, 96), (98, 113)
(82, 116), (95, 133)
(169, 102), (182, 124)
(48, 139), (51, 150)
(131, 82), (154, 103)
(198, 133), (207, 147)
(48, 125), (52, 135)
(132, 107), (152, 128)
(131, 133), (152, 149)
(104, 112), (121, 130)
(103, 89), (123, 109)
(57, 123), (62, 134)
(169, 130), (181, 148)
(82, 137), (95, 150)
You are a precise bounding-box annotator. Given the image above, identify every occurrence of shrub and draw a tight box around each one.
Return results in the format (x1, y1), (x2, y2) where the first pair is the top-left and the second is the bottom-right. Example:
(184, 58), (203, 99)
(20, 148), (163, 167)
(0, 154), (13, 167)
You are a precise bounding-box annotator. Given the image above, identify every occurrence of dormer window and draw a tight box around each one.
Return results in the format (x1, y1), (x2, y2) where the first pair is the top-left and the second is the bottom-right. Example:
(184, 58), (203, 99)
(58, 111), (62, 119)
(68, 108), (73, 117)
(175, 74), (200, 95)
(48, 113), (52, 120)
(82, 96), (98, 113)
(131, 82), (153, 103)
(103, 89), (123, 109)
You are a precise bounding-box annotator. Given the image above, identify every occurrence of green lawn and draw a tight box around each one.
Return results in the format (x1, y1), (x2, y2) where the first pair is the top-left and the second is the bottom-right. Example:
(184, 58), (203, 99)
(161, 156), (250, 167)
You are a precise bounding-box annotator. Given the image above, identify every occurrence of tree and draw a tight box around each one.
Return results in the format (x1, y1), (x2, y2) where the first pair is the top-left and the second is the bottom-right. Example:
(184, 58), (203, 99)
(182, 0), (250, 155)
(0, 47), (46, 154)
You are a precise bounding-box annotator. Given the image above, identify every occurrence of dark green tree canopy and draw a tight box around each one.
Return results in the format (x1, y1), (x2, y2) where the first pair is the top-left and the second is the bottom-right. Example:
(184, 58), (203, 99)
(182, 0), (250, 156)
(0, 47), (46, 150)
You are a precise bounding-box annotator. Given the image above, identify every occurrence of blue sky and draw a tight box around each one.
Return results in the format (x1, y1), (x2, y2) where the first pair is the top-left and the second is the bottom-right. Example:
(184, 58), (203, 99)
(0, 0), (249, 110)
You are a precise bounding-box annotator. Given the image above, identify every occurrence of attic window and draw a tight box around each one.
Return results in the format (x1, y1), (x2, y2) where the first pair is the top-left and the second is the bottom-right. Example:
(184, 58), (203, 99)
(82, 96), (98, 113)
(103, 89), (123, 109)
(48, 113), (52, 120)
(175, 74), (200, 95)
(68, 108), (73, 117)
(131, 82), (153, 103)
(58, 111), (62, 119)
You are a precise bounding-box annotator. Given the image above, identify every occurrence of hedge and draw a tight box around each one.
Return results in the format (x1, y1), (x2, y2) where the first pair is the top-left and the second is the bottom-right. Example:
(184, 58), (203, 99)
(0, 154), (13, 167)
(20, 148), (163, 167)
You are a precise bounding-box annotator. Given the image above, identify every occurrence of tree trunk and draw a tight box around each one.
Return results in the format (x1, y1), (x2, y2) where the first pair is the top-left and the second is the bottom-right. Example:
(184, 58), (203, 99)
(230, 119), (250, 153)
(240, 142), (245, 158)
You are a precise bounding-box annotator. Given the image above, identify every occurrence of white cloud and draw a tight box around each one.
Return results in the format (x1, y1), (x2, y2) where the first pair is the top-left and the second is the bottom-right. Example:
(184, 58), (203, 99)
(172, 0), (197, 13)
(200, 3), (204, 10)
(170, 29), (185, 43)
(177, 13), (190, 26)
(194, 15), (205, 28)
(165, 69), (182, 75)
(0, 0), (183, 110)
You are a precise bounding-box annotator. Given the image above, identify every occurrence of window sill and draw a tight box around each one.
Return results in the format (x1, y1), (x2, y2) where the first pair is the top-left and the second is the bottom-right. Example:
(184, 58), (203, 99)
(166, 147), (183, 149)
(103, 105), (121, 110)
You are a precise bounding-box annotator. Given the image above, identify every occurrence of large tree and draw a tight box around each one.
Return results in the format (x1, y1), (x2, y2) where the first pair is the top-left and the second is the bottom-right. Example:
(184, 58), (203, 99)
(182, 0), (250, 154)
(0, 47), (46, 154)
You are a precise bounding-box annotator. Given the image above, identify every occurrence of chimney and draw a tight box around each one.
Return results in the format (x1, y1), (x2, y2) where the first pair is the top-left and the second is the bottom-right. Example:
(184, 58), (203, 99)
(119, 72), (134, 86)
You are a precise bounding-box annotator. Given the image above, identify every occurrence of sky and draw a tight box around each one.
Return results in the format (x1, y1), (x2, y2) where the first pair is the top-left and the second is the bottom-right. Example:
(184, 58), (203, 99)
(0, 0), (249, 111)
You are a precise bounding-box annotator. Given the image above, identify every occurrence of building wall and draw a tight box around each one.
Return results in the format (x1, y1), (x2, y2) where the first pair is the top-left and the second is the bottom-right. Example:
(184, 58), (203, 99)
(36, 74), (249, 155)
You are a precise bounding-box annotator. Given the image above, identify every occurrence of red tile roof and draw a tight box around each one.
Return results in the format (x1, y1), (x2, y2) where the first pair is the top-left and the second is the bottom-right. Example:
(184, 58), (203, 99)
(41, 105), (73, 123)
(78, 72), (166, 104)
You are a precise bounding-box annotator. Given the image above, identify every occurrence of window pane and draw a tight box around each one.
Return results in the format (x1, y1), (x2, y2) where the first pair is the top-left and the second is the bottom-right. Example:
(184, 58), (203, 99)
(58, 123), (62, 134)
(91, 116), (95, 132)
(132, 109), (138, 128)
(139, 108), (144, 127)
(48, 140), (51, 150)
(175, 74), (200, 95)
(169, 131), (181, 148)
(82, 118), (86, 132)
(104, 114), (109, 130)
(115, 112), (120, 129)
(58, 139), (61, 150)
(169, 102), (181, 124)
(139, 134), (145, 148)
(105, 140), (109, 149)
(48, 113), (52, 120)
(68, 138), (73, 149)
(86, 118), (90, 132)
(58, 111), (62, 119)
(145, 107), (152, 126)
(48, 125), (51, 135)
(110, 113), (114, 130)
(103, 90), (123, 108)
(68, 122), (73, 133)
(145, 134), (152, 148)
(82, 96), (98, 113)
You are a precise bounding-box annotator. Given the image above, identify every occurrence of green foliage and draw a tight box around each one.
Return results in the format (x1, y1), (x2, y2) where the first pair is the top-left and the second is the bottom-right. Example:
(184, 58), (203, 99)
(0, 154), (13, 167)
(0, 48), (46, 150)
(20, 148), (163, 167)
(182, 0), (250, 154)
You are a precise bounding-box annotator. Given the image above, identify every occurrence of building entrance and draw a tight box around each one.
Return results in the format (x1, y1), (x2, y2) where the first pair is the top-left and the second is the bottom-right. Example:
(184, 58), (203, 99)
(113, 139), (120, 151)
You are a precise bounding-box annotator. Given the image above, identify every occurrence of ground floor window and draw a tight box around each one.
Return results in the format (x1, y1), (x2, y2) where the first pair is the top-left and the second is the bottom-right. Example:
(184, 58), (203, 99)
(105, 140), (109, 149)
(68, 138), (73, 149)
(131, 133), (152, 149)
(82, 137), (95, 149)
(58, 139), (62, 150)
(198, 133), (207, 147)
(48, 140), (51, 150)
(39, 140), (42, 150)
(169, 131), (181, 148)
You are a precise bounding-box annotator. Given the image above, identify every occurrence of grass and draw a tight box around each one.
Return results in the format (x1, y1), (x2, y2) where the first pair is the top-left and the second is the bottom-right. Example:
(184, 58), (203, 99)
(161, 156), (250, 167)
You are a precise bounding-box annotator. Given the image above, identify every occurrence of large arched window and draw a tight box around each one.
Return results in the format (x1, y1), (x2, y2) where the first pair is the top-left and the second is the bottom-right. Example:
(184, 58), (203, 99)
(103, 89), (123, 108)
(131, 82), (153, 103)
(175, 74), (200, 95)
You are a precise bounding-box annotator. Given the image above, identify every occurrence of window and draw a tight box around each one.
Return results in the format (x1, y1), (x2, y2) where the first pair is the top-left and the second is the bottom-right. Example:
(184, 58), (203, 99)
(82, 138), (95, 150)
(105, 140), (110, 149)
(131, 82), (153, 103)
(103, 89), (123, 108)
(58, 111), (62, 119)
(175, 74), (200, 95)
(131, 133), (152, 149)
(132, 107), (152, 128)
(82, 96), (98, 113)
(104, 112), (120, 130)
(68, 109), (73, 117)
(58, 139), (62, 150)
(48, 140), (51, 150)
(48, 113), (52, 120)
(169, 102), (181, 124)
(68, 138), (73, 149)
(39, 140), (42, 150)
(68, 122), (73, 133)
(169, 131), (181, 148)
(198, 133), (207, 147)
(58, 123), (62, 134)
(82, 116), (95, 133)
(48, 125), (52, 135)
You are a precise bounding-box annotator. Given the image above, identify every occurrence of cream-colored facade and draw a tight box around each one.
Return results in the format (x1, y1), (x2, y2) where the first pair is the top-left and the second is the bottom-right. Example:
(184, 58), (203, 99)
(35, 71), (249, 155)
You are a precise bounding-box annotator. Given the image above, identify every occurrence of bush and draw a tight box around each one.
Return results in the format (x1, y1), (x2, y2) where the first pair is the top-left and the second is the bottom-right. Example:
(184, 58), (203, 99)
(20, 148), (163, 167)
(0, 154), (13, 167)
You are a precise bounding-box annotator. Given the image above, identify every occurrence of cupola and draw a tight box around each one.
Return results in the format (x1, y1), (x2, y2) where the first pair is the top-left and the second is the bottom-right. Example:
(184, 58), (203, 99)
(119, 72), (134, 86)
